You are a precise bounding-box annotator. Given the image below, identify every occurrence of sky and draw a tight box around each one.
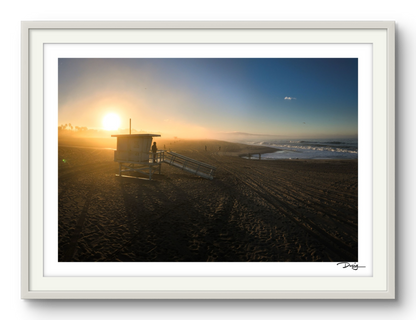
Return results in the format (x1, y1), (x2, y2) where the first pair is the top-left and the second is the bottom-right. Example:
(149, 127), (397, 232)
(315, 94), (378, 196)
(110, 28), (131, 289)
(58, 58), (358, 139)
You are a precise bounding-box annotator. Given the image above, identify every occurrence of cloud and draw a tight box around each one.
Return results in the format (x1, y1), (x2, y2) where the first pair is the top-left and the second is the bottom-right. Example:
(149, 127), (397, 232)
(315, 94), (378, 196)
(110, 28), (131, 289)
(284, 96), (296, 100)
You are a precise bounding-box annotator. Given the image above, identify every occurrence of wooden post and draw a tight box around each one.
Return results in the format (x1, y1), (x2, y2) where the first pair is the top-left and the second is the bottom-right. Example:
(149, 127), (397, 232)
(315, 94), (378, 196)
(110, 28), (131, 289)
(129, 118), (131, 135)
(259, 154), (261, 160)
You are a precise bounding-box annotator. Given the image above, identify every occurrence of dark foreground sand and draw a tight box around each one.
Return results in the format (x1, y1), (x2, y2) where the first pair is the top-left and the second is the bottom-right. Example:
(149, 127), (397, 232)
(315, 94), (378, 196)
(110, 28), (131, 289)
(58, 139), (358, 262)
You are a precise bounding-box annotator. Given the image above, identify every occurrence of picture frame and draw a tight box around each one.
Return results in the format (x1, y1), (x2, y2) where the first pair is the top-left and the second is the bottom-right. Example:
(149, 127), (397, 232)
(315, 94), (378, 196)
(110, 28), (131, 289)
(21, 21), (395, 299)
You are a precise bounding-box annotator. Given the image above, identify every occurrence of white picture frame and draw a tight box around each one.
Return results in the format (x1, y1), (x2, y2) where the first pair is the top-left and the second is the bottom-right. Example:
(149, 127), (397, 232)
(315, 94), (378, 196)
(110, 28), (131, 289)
(21, 21), (395, 299)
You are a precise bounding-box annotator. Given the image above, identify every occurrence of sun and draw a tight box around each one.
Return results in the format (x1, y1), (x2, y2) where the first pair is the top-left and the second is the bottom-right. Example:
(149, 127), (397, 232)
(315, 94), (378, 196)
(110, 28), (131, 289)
(102, 113), (121, 131)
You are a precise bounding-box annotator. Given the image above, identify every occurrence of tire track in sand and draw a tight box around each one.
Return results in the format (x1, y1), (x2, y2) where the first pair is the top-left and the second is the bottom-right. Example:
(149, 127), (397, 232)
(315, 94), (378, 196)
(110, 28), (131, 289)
(217, 160), (358, 261)
(245, 166), (358, 229)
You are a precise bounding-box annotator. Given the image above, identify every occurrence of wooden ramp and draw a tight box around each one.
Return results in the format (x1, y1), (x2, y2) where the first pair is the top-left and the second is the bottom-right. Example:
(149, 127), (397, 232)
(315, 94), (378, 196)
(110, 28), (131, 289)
(163, 151), (216, 180)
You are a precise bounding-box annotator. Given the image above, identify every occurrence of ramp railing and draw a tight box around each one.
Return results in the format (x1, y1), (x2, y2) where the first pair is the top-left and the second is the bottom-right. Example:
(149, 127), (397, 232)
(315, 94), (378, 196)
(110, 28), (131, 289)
(163, 151), (216, 180)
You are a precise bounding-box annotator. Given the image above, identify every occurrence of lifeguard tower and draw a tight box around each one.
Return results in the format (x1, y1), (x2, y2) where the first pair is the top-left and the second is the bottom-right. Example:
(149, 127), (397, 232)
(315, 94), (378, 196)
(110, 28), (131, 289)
(111, 123), (217, 180)
(111, 134), (163, 180)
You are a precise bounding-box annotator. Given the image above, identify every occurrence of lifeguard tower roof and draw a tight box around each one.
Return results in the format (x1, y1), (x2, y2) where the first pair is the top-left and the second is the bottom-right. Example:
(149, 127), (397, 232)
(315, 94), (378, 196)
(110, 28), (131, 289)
(111, 134), (161, 138)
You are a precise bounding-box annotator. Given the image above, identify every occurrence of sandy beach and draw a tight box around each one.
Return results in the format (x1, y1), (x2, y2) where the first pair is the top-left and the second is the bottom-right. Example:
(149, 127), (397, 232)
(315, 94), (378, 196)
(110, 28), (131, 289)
(58, 138), (358, 262)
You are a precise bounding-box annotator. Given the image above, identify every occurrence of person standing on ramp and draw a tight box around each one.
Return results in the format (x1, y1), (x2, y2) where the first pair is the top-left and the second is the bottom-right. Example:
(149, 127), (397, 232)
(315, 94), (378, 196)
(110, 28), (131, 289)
(152, 142), (158, 163)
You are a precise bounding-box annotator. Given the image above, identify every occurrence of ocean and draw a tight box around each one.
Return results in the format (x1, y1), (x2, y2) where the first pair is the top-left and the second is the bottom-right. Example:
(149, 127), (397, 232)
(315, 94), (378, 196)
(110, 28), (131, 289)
(243, 138), (358, 160)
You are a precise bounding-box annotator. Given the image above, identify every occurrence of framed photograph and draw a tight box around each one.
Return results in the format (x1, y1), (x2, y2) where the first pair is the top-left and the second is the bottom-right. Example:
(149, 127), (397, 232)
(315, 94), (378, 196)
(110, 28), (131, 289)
(21, 21), (395, 299)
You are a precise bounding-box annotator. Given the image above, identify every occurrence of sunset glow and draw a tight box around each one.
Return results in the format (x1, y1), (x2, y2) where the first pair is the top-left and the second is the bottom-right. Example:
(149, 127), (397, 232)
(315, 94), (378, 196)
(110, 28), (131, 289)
(59, 58), (358, 139)
(102, 113), (121, 131)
